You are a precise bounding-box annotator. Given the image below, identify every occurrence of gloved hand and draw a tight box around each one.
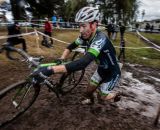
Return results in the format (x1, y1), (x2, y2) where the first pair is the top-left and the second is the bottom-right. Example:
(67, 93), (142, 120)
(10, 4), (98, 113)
(54, 58), (64, 65)
(32, 66), (54, 83)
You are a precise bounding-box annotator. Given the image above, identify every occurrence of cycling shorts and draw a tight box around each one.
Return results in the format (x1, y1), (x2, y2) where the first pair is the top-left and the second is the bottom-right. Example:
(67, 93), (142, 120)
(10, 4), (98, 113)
(90, 67), (120, 95)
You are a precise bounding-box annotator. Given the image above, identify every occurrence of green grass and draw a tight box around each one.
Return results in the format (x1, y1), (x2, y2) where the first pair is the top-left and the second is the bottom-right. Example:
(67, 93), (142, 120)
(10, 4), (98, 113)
(140, 32), (160, 46)
(112, 32), (160, 69)
(0, 28), (160, 69)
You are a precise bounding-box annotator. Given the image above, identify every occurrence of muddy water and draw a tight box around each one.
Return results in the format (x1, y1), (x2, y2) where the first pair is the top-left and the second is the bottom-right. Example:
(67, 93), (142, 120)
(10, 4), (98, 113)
(117, 71), (160, 119)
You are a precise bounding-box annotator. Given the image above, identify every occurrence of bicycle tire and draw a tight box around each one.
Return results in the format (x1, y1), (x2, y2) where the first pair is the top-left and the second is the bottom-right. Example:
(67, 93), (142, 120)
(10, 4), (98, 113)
(58, 51), (85, 94)
(0, 80), (40, 127)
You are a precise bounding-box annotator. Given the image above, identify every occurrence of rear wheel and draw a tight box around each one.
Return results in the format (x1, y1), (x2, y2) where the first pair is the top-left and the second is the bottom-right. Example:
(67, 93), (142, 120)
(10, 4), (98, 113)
(0, 80), (40, 127)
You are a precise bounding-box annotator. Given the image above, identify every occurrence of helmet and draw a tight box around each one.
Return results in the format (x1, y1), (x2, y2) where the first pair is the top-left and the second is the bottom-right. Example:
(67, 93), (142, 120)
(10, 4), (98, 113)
(75, 6), (100, 23)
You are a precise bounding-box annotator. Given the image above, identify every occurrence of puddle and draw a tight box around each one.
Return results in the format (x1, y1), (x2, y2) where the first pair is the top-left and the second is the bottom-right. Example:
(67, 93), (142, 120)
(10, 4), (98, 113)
(117, 71), (160, 118)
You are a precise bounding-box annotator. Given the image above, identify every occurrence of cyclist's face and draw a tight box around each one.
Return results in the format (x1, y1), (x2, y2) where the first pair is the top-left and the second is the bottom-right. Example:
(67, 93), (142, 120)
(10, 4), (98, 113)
(79, 22), (95, 40)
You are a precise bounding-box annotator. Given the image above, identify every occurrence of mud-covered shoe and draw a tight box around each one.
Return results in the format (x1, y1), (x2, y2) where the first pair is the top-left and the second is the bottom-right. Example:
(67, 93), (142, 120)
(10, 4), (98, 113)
(99, 92), (122, 103)
(81, 99), (92, 105)
(81, 97), (94, 105)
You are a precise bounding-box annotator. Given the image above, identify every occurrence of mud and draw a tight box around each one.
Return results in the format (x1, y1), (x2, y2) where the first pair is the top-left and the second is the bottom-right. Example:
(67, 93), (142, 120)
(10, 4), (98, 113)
(0, 61), (160, 130)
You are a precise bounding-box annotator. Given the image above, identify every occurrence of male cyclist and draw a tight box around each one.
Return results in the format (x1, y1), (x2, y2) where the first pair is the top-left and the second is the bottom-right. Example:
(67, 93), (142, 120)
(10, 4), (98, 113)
(33, 6), (121, 104)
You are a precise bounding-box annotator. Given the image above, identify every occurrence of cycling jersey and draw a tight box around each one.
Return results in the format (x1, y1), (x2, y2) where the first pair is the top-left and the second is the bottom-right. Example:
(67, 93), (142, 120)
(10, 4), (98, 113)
(66, 30), (121, 75)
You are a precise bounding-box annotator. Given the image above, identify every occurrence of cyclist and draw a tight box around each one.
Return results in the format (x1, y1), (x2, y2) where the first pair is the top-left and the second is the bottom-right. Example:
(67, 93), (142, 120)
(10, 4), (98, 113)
(33, 6), (121, 104)
(41, 17), (53, 48)
(6, 22), (27, 52)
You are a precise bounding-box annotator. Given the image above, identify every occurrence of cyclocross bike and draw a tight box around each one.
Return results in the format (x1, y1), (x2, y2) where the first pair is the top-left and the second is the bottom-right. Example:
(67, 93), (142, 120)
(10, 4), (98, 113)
(0, 46), (86, 127)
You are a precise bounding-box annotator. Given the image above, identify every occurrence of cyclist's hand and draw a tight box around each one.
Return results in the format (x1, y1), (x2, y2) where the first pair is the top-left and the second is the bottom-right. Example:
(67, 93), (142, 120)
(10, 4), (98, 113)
(54, 58), (64, 65)
(32, 66), (53, 83)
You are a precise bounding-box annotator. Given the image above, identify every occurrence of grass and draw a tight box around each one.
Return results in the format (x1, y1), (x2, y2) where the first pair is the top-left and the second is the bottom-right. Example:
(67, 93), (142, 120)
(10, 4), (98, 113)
(112, 32), (160, 69)
(139, 32), (160, 46)
(0, 28), (160, 69)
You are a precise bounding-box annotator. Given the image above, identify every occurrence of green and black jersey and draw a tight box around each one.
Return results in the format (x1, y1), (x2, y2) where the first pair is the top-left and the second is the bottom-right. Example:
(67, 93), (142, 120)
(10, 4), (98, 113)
(65, 30), (121, 75)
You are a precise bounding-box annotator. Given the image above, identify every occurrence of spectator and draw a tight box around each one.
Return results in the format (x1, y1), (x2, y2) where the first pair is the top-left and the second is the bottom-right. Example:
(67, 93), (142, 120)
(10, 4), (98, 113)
(52, 15), (57, 27)
(118, 39), (125, 63)
(7, 22), (27, 52)
(150, 25), (154, 33)
(112, 23), (118, 41)
(119, 22), (126, 40)
(106, 22), (113, 39)
(145, 23), (150, 32)
(41, 17), (53, 48)
(135, 23), (139, 30)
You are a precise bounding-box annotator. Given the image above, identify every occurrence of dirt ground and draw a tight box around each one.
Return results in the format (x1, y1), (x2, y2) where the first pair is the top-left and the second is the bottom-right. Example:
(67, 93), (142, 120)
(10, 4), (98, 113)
(0, 59), (160, 130)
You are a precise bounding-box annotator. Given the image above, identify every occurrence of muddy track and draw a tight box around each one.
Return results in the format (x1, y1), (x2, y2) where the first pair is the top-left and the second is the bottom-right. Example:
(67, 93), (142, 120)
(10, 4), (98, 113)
(0, 61), (160, 130)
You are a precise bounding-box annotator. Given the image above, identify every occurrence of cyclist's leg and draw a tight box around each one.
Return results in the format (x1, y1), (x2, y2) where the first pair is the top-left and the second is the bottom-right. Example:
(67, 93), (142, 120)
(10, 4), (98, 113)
(82, 69), (101, 104)
(98, 72), (121, 102)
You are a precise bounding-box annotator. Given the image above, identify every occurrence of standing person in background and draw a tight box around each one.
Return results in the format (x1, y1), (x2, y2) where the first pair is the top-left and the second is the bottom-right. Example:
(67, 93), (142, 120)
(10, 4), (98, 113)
(145, 23), (150, 33)
(112, 23), (118, 41)
(106, 22), (113, 39)
(41, 17), (53, 48)
(150, 25), (154, 33)
(7, 22), (27, 52)
(118, 39), (125, 63)
(119, 22), (126, 40)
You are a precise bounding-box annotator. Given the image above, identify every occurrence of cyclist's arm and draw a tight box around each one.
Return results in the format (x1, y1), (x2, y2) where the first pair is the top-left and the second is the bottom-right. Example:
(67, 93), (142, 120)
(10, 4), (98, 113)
(60, 41), (78, 59)
(60, 49), (71, 59)
(50, 52), (96, 73)
(65, 52), (95, 72)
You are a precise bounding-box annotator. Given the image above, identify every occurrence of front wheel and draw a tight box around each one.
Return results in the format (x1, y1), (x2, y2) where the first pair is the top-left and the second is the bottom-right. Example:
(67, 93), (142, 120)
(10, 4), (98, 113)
(57, 51), (85, 95)
(58, 70), (85, 95)
(0, 80), (40, 127)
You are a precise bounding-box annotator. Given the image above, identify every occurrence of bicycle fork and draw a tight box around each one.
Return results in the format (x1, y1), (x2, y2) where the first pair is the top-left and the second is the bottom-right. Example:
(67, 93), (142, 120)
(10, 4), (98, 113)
(44, 80), (62, 102)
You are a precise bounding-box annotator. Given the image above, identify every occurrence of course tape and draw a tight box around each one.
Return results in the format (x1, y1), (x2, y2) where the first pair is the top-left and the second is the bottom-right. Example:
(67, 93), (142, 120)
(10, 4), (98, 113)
(136, 30), (160, 52)
(37, 31), (70, 45)
(37, 31), (160, 51)
(0, 30), (159, 52)
(114, 46), (155, 49)
(0, 32), (36, 40)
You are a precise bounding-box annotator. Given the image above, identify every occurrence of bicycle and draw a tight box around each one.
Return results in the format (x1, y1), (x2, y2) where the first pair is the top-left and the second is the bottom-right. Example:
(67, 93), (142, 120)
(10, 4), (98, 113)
(0, 46), (85, 127)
